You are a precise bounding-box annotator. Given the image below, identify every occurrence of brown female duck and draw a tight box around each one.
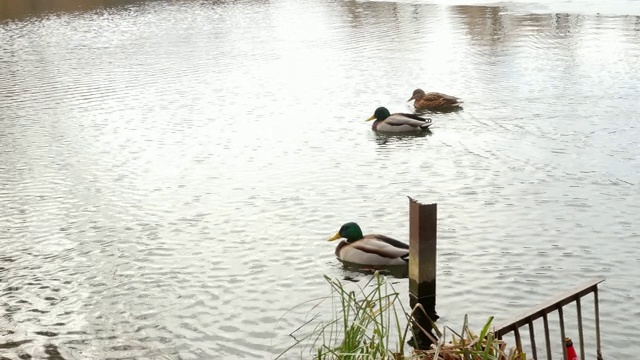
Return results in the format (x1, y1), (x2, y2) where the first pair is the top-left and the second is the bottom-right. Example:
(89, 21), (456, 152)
(408, 88), (463, 112)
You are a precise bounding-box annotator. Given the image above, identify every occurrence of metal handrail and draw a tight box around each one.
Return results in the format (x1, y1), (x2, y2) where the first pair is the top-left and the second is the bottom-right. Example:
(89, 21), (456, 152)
(492, 278), (605, 360)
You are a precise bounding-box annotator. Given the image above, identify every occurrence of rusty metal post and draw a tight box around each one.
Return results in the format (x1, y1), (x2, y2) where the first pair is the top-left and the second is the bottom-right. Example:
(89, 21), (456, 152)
(408, 197), (438, 349)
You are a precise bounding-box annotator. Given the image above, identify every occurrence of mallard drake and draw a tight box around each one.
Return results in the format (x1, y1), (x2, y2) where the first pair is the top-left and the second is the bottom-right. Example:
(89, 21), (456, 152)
(366, 107), (432, 133)
(408, 88), (462, 112)
(328, 222), (409, 266)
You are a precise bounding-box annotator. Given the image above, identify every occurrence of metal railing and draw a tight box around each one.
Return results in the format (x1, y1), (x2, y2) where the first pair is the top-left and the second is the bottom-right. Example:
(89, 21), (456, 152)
(492, 278), (605, 360)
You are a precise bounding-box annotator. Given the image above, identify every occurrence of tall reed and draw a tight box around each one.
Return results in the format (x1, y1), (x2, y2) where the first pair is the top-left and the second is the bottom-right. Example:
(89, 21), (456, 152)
(278, 272), (526, 360)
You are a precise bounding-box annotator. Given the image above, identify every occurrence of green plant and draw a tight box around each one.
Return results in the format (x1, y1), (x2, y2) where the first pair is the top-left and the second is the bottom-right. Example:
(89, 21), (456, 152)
(277, 272), (409, 359)
(278, 272), (527, 360)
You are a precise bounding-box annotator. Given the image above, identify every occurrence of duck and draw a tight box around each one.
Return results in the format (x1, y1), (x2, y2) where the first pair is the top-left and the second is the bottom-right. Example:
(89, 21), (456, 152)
(407, 88), (463, 112)
(328, 222), (409, 266)
(366, 107), (432, 133)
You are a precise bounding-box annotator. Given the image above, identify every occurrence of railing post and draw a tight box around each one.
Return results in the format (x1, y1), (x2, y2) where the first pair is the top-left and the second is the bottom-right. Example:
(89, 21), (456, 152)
(492, 278), (604, 359)
(594, 288), (602, 360)
(408, 197), (438, 349)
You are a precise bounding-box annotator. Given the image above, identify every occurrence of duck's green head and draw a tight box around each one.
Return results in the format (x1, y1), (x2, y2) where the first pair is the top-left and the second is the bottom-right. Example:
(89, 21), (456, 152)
(328, 222), (364, 242)
(366, 107), (391, 122)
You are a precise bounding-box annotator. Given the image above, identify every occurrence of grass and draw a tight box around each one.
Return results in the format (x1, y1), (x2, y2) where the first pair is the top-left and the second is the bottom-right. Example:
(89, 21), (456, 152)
(278, 272), (527, 360)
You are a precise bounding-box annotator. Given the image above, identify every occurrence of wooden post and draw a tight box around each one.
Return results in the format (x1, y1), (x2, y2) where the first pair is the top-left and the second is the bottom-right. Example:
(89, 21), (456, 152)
(408, 197), (438, 350)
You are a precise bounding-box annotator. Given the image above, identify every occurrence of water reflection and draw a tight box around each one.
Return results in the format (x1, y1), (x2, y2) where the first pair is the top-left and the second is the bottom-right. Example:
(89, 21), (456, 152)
(1, 0), (640, 359)
(449, 6), (590, 50)
(0, 339), (33, 350)
(0, 0), (136, 21)
(415, 107), (463, 115)
(451, 5), (507, 46)
(373, 130), (433, 147)
(341, 261), (409, 279)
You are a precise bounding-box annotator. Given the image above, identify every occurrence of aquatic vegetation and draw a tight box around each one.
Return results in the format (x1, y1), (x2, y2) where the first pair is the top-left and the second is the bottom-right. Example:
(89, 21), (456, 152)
(278, 272), (526, 360)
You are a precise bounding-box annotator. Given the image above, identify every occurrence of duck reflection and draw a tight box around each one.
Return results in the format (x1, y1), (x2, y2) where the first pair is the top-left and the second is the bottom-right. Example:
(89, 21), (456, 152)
(373, 130), (433, 147)
(340, 261), (409, 280)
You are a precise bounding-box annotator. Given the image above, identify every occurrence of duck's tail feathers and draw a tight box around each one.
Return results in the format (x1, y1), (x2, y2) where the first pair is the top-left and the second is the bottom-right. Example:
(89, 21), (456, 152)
(420, 118), (433, 129)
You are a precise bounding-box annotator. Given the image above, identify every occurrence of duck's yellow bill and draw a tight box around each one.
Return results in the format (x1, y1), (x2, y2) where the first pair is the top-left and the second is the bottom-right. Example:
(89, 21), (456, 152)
(365, 115), (376, 122)
(328, 232), (342, 241)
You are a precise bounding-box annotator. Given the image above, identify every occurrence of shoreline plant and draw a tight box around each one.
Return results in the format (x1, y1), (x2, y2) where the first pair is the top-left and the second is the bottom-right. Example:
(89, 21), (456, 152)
(277, 272), (527, 360)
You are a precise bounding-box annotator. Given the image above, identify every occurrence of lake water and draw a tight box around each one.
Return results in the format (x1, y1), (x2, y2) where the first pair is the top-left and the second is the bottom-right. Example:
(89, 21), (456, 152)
(1, 0), (639, 359)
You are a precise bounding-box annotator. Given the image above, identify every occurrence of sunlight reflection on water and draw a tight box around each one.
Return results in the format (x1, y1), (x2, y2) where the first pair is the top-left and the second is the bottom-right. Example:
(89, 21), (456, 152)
(1, 0), (639, 358)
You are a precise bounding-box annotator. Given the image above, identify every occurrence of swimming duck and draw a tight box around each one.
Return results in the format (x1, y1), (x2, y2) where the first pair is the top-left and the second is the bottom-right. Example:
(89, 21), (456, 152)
(408, 88), (462, 112)
(366, 107), (432, 133)
(328, 222), (409, 266)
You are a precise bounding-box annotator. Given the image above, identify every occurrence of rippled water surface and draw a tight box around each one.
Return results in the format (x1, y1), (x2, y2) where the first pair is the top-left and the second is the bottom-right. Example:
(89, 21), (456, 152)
(1, 0), (639, 359)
